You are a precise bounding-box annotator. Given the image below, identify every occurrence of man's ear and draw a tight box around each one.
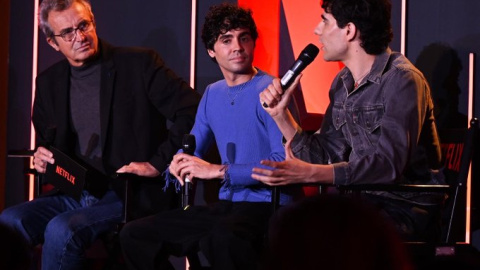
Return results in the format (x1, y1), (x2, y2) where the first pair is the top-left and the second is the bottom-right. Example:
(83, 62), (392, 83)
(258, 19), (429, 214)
(47, 37), (60, 51)
(345, 22), (358, 42)
(207, 49), (215, 59)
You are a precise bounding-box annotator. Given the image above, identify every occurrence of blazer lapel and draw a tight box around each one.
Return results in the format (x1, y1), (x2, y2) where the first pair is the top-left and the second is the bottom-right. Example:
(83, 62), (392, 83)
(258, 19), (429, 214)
(53, 62), (73, 150)
(100, 44), (116, 154)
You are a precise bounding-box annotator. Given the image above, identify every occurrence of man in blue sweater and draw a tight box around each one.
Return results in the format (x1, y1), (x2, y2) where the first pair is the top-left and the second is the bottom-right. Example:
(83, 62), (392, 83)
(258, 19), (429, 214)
(120, 3), (300, 269)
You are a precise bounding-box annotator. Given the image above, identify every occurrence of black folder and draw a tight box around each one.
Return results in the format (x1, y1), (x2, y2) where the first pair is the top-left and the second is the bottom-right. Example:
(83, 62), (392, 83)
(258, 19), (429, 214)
(45, 146), (87, 201)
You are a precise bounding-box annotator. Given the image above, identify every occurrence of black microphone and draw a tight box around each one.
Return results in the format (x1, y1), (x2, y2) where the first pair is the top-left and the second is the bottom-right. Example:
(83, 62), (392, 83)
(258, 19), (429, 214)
(182, 134), (196, 209)
(262, 44), (319, 108)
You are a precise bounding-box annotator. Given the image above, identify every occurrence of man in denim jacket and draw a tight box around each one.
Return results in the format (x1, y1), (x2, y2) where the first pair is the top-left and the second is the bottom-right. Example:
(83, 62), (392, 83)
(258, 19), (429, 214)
(254, 0), (444, 241)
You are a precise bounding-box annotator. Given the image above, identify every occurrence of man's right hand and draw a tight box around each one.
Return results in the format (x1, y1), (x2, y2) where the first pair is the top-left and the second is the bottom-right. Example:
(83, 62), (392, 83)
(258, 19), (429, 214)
(169, 153), (224, 186)
(259, 74), (302, 118)
(33, 146), (55, 174)
(259, 75), (303, 142)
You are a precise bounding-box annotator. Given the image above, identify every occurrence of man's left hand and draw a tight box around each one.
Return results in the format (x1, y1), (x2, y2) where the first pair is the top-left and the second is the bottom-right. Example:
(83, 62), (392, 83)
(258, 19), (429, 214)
(251, 140), (332, 185)
(116, 162), (160, 177)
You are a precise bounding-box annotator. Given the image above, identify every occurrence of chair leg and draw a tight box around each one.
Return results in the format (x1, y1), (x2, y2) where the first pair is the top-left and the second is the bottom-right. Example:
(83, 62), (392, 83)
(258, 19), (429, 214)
(101, 228), (127, 270)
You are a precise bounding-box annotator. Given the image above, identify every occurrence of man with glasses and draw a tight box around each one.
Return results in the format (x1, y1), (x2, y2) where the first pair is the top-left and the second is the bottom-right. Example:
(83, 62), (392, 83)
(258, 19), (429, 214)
(0, 0), (200, 269)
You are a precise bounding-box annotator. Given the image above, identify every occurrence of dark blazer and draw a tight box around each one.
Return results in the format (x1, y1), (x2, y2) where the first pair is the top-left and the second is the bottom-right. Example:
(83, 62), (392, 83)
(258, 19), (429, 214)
(32, 40), (200, 219)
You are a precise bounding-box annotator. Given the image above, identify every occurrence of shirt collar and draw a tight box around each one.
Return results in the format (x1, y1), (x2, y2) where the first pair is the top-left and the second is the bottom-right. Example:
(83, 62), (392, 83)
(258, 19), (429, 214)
(368, 47), (392, 85)
(340, 47), (392, 86)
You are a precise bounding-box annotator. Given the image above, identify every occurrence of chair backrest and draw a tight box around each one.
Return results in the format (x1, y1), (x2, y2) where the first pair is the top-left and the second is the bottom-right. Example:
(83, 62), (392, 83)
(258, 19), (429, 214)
(439, 118), (479, 243)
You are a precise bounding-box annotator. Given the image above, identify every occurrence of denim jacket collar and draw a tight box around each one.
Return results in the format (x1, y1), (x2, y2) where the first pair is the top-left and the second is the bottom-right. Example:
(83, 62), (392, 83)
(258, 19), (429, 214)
(339, 48), (392, 88)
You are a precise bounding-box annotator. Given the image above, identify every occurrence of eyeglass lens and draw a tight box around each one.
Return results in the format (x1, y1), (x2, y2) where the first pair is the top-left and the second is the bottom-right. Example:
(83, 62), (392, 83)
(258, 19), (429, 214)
(59, 21), (92, 41)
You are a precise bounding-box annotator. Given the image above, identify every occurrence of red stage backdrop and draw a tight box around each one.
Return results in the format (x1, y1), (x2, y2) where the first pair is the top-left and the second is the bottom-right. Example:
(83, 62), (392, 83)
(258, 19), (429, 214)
(238, 0), (342, 116)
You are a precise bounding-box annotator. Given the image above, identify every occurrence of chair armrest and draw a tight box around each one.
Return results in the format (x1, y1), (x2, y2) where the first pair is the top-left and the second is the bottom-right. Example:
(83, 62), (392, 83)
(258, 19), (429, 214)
(336, 184), (451, 193)
(7, 149), (35, 158)
(271, 183), (450, 213)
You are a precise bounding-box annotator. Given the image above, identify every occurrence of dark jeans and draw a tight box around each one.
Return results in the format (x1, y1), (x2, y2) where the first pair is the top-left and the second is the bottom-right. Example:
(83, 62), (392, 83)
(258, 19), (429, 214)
(363, 193), (443, 242)
(120, 200), (272, 270)
(0, 190), (123, 270)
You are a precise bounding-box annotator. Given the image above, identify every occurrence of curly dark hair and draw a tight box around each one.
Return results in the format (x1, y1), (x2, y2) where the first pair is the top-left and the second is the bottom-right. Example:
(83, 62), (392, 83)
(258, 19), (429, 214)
(322, 0), (393, 55)
(201, 2), (258, 52)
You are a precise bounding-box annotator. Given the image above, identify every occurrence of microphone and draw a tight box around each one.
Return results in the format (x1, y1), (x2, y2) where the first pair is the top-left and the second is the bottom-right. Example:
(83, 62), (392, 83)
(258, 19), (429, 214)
(182, 134), (196, 209)
(262, 44), (319, 108)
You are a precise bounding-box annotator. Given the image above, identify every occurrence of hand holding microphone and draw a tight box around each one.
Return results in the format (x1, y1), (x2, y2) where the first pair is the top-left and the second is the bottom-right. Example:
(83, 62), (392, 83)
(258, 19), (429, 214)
(262, 43), (319, 108)
(182, 134), (196, 209)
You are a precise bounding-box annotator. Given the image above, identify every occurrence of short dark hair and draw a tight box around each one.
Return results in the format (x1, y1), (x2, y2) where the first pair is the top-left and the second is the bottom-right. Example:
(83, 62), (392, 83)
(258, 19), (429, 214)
(201, 2), (258, 52)
(322, 0), (393, 55)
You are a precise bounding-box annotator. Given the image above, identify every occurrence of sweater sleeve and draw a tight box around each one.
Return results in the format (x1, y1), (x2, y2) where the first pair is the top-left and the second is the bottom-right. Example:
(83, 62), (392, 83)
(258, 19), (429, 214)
(163, 86), (215, 191)
(227, 99), (285, 187)
(189, 86), (216, 158)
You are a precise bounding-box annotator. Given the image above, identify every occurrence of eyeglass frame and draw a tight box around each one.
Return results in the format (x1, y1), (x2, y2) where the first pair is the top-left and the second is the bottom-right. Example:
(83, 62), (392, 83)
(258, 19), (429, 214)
(52, 20), (95, 42)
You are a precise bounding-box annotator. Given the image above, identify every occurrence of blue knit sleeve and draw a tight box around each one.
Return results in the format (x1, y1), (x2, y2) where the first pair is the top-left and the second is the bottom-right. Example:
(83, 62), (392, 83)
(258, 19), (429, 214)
(163, 165), (182, 192)
(226, 75), (286, 187)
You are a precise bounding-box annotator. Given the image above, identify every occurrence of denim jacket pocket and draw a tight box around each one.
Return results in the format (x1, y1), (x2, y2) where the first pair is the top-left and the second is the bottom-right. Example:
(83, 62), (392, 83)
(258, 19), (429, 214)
(353, 105), (384, 133)
(332, 103), (346, 130)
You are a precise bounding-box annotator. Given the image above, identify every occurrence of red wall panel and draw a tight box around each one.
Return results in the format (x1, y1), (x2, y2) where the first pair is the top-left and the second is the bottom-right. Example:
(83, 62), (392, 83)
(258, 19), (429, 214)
(239, 0), (343, 116)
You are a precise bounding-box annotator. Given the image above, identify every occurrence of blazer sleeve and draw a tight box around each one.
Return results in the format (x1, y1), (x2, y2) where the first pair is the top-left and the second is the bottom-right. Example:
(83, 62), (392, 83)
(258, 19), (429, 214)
(141, 50), (201, 172)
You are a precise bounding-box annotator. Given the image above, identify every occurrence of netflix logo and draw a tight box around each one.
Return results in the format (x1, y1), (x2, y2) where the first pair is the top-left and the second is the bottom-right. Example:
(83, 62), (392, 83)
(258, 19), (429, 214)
(441, 143), (464, 173)
(55, 165), (76, 185)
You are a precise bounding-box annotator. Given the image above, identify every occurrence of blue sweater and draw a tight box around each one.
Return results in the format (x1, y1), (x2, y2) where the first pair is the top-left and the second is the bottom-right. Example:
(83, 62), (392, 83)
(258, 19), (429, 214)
(167, 70), (296, 204)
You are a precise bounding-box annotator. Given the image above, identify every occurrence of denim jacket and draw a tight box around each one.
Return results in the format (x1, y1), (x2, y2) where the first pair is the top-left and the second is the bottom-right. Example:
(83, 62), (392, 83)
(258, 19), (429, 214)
(290, 48), (443, 187)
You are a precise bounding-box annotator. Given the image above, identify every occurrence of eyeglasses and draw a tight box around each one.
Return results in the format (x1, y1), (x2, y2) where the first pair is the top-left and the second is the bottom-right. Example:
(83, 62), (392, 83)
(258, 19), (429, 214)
(53, 20), (94, 42)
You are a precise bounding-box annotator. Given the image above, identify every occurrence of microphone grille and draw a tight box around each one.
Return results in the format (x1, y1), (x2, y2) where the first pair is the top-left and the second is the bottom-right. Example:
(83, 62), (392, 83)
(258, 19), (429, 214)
(182, 134), (196, 155)
(300, 43), (320, 64)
